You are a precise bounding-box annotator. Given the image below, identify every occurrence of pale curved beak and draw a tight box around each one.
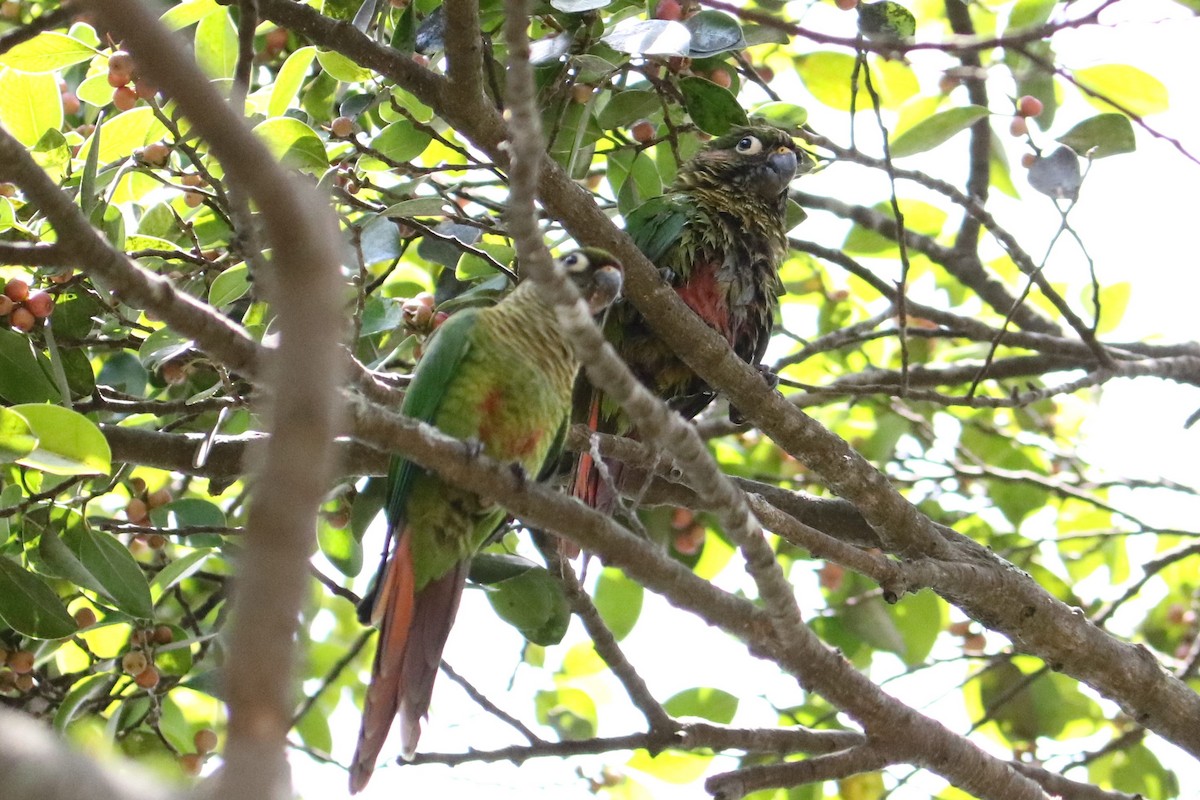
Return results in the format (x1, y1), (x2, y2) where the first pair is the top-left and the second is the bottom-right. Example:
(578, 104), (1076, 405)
(587, 265), (624, 315)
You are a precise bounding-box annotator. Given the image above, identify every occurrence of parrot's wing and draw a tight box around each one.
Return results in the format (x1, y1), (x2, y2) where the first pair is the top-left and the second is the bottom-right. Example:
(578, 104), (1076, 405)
(625, 193), (691, 264)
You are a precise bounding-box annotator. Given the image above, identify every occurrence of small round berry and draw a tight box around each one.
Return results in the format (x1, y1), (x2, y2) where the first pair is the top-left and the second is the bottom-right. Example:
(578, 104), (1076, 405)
(179, 752), (204, 776)
(630, 119), (655, 144)
(0, 182), (15, 197)
(134, 665), (160, 689)
(570, 83), (594, 104)
(129, 536), (151, 556)
(9, 306), (35, 332)
(0, 295), (13, 316)
(14, 673), (34, 692)
(4, 278), (29, 302)
(8, 650), (34, 675)
(0, 1), (20, 20)
(127, 497), (149, 523)
(147, 534), (167, 550)
(153, 624), (174, 645)
(654, 0), (682, 20)
(263, 27), (289, 56)
(938, 74), (958, 95)
(112, 85), (138, 111)
(1008, 116), (1028, 137)
(25, 291), (54, 319)
(108, 51), (135, 79)
(184, 190), (205, 208)
(330, 115), (355, 138)
(1020, 152), (1037, 169)
(130, 476), (148, 495)
(836, 0), (858, 9)
(122, 650), (148, 675)
(139, 142), (171, 167)
(1017, 95), (1044, 118)
(61, 90), (81, 115)
(194, 728), (218, 754)
(134, 79), (157, 100)
(708, 69), (731, 89)
(147, 488), (172, 509)
(181, 172), (204, 187)
(74, 607), (98, 628)
(430, 311), (449, 330)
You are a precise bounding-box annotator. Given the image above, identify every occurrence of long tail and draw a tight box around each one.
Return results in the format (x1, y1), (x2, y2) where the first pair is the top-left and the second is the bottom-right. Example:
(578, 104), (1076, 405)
(349, 538), (469, 794)
(570, 393), (623, 514)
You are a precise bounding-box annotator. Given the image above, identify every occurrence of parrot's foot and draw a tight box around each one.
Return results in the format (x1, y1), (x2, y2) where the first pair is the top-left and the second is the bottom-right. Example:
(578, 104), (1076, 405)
(728, 365), (779, 424)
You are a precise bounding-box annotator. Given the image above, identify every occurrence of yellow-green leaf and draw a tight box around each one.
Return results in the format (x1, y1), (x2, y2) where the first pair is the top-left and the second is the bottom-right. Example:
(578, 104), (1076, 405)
(0, 32), (97, 73)
(1075, 64), (1168, 117)
(11, 403), (112, 476)
(195, 7), (239, 80)
(251, 116), (329, 174)
(0, 68), (63, 146)
(0, 405), (38, 462)
(269, 45), (317, 117)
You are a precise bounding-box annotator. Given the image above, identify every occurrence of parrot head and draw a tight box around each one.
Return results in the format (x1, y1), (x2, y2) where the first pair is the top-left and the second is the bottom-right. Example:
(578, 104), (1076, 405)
(558, 248), (624, 315)
(679, 125), (812, 204)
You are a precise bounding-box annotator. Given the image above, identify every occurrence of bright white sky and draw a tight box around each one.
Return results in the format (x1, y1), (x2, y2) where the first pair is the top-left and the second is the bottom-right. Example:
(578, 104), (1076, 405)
(276, 2), (1200, 799)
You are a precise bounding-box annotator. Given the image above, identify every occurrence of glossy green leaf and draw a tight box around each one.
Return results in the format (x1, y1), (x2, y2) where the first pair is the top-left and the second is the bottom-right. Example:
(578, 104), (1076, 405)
(889, 105), (988, 158)
(317, 48), (371, 82)
(752, 101), (808, 129)
(161, 0), (220, 29)
(268, 45), (318, 117)
(150, 548), (215, 603)
(628, 748), (712, 784)
(857, 1), (916, 41)
(455, 242), (514, 281)
(1005, 0), (1056, 32)
(1057, 112), (1135, 158)
(0, 69), (62, 146)
(252, 117), (329, 174)
(0, 405), (38, 462)
(0, 556), (77, 639)
(684, 10), (745, 58)
(77, 107), (169, 164)
(138, 327), (193, 369)
(53, 673), (112, 731)
(11, 403), (111, 476)
(680, 75), (748, 135)
(796, 51), (858, 111)
(484, 565), (570, 646)
(62, 526), (154, 619)
(535, 686), (597, 740)
(887, 589), (944, 667)
(372, 119), (433, 163)
(663, 687), (738, 723)
(1075, 64), (1168, 117)
(0, 32), (97, 73)
(592, 567), (643, 641)
(318, 519), (363, 577)
(1091, 280), (1130, 336)
(0, 329), (59, 403)
(209, 263), (250, 308)
(602, 19), (690, 56)
(597, 89), (660, 130)
(195, 8), (238, 80)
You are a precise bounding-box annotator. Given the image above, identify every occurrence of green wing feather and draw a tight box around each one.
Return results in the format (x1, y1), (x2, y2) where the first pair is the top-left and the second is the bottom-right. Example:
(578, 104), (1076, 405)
(625, 194), (691, 264)
(385, 308), (480, 527)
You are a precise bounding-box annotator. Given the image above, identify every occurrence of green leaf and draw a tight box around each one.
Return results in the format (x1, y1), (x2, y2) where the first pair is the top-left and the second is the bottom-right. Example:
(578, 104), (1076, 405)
(663, 687), (738, 724)
(887, 589), (944, 667)
(0, 406), (38, 462)
(628, 749), (712, 784)
(597, 89), (661, 131)
(150, 548), (215, 603)
(161, 0), (220, 30)
(0, 32), (97, 73)
(0, 69), (63, 146)
(683, 11), (746, 58)
(195, 7), (238, 80)
(1005, 0), (1055, 32)
(53, 673), (112, 731)
(889, 105), (988, 158)
(138, 327), (193, 369)
(0, 329), (59, 403)
(0, 556), (77, 639)
(1056, 113), (1135, 158)
(1091, 280), (1130, 336)
(484, 565), (570, 645)
(77, 107), (169, 165)
(455, 242), (514, 281)
(10, 403), (111, 476)
(62, 526), (154, 619)
(1075, 64), (1168, 117)
(252, 117), (329, 174)
(268, 45), (317, 117)
(208, 263), (250, 308)
(372, 120), (432, 163)
(751, 101), (808, 129)
(679, 75), (748, 135)
(592, 567), (643, 641)
(535, 686), (596, 740)
(843, 596), (907, 655)
(857, 1), (916, 41)
(602, 19), (691, 56)
(796, 51), (858, 111)
(317, 48), (371, 82)
(317, 520), (363, 577)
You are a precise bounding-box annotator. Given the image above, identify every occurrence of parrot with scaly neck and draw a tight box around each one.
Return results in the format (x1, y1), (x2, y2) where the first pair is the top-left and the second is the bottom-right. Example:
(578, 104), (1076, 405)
(350, 249), (623, 793)
(572, 125), (808, 510)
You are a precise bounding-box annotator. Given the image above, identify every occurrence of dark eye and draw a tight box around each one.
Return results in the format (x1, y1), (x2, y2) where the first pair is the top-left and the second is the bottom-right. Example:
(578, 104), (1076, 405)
(735, 136), (763, 155)
(562, 253), (584, 270)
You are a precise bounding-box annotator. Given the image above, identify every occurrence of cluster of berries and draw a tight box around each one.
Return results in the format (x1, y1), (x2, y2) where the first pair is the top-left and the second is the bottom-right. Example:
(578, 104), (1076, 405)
(107, 49), (157, 111)
(1, 278), (53, 332)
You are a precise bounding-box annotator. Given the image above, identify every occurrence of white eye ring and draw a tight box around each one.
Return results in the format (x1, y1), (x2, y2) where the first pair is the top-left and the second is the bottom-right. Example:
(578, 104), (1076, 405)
(736, 135), (763, 155)
(561, 253), (585, 271)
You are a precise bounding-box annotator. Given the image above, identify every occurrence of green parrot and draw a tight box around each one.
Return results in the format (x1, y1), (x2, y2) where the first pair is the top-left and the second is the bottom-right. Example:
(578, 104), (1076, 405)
(572, 125), (810, 510)
(350, 249), (623, 793)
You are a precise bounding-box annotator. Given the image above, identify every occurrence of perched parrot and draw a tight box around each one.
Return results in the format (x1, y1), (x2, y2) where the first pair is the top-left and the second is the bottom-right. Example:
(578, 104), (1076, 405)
(572, 125), (809, 509)
(350, 249), (624, 793)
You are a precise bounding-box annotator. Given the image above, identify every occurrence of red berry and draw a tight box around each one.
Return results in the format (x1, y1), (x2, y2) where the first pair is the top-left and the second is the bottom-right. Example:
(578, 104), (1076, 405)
(0, 182), (15, 197)
(818, 562), (845, 591)
(654, 0), (682, 20)
(179, 753), (204, 776)
(194, 728), (218, 754)
(134, 79), (157, 100)
(9, 306), (34, 332)
(130, 477), (147, 495)
(184, 190), (204, 208)
(74, 607), (98, 628)
(630, 119), (655, 144)
(1017, 95), (1044, 118)
(14, 673), (34, 692)
(4, 278), (29, 302)
(263, 27), (289, 56)
(1020, 152), (1037, 168)
(570, 83), (594, 104)
(153, 624), (174, 645)
(430, 311), (449, 330)
(126, 497), (149, 523)
(24, 291), (52, 318)
(61, 90), (81, 115)
(112, 85), (138, 111)
(330, 115), (355, 138)
(147, 488), (172, 509)
(134, 665), (160, 689)
(108, 50), (135, 82)
(836, 0), (858, 9)
(8, 651), (34, 675)
(708, 68), (731, 89)
(181, 172), (203, 187)
(147, 534), (167, 550)
(1008, 116), (1028, 137)
(0, 296), (13, 315)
